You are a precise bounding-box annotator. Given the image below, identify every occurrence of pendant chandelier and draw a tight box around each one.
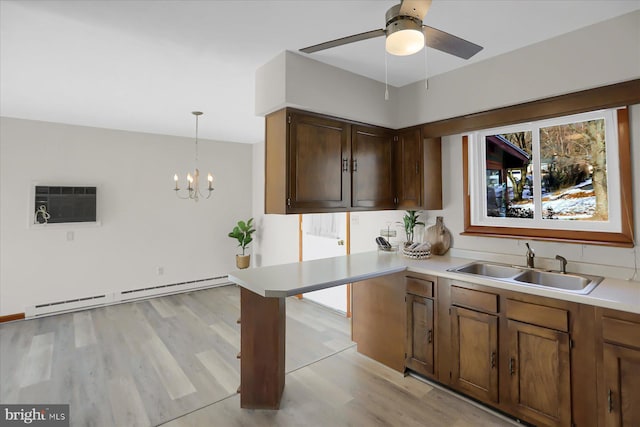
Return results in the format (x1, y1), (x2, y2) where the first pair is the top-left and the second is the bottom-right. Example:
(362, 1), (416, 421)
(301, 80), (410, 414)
(173, 111), (214, 201)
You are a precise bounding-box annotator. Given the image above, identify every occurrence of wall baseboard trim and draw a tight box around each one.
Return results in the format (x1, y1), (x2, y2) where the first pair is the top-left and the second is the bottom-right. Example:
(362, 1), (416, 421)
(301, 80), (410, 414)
(0, 312), (26, 323)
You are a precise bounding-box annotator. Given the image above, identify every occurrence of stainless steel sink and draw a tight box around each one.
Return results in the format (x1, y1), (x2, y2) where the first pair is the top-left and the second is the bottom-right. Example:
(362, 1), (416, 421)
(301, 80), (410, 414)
(513, 270), (602, 293)
(455, 262), (524, 278)
(448, 261), (603, 295)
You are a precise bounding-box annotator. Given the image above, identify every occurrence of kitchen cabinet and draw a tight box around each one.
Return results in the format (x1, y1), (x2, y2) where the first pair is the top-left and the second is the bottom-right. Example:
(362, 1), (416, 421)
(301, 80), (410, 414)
(351, 125), (395, 209)
(449, 285), (500, 403)
(597, 309), (640, 427)
(264, 108), (442, 214)
(405, 274), (436, 378)
(393, 128), (442, 210)
(352, 273), (406, 372)
(394, 128), (423, 209)
(504, 299), (571, 427)
(266, 109), (350, 213)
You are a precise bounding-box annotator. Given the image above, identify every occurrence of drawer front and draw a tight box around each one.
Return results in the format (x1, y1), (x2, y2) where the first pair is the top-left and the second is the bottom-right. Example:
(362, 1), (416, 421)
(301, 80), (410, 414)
(451, 286), (498, 313)
(603, 316), (640, 348)
(406, 276), (434, 298)
(505, 299), (568, 332)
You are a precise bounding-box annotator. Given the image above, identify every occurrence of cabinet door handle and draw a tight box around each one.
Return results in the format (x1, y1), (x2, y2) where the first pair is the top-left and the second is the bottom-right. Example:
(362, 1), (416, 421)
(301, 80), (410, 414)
(607, 389), (613, 413)
(509, 357), (515, 375)
(415, 161), (419, 174)
(352, 159), (358, 172)
(490, 351), (496, 369)
(342, 158), (349, 172)
(427, 329), (432, 343)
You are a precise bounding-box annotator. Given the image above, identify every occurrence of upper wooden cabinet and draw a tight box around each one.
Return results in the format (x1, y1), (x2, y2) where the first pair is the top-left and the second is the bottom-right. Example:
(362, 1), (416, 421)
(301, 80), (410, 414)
(351, 125), (395, 210)
(395, 128), (423, 209)
(264, 108), (442, 214)
(266, 109), (350, 213)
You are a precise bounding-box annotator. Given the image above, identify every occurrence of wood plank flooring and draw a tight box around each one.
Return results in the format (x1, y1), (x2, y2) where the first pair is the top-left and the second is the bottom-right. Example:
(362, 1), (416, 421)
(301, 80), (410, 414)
(1, 285), (514, 426)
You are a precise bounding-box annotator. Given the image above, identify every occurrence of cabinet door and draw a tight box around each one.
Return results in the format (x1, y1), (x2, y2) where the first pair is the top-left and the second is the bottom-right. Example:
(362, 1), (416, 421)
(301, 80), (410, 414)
(507, 320), (571, 427)
(406, 294), (434, 376)
(603, 343), (640, 427)
(351, 125), (395, 209)
(288, 113), (350, 211)
(451, 306), (499, 403)
(395, 129), (423, 208)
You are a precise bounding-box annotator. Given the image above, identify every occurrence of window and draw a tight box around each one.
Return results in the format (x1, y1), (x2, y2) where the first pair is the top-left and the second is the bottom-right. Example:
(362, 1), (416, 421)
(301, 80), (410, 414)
(464, 108), (633, 247)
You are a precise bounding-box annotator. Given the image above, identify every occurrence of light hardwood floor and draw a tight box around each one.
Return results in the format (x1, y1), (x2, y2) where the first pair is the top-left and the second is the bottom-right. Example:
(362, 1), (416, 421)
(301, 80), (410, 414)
(1, 285), (513, 426)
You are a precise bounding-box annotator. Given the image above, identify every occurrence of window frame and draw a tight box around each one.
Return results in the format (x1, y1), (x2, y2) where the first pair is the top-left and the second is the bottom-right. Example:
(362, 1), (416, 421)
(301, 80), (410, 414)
(463, 107), (633, 247)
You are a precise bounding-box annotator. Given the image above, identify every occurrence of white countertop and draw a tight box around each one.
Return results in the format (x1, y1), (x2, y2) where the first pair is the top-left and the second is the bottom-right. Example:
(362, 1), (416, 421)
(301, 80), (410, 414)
(228, 251), (640, 314)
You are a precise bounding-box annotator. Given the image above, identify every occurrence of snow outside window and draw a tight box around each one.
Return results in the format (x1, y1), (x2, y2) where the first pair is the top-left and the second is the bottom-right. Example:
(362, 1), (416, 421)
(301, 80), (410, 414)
(468, 109), (622, 234)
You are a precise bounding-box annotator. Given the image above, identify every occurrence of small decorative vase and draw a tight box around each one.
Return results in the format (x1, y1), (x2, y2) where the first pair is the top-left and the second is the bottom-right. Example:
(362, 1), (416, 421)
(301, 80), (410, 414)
(426, 216), (451, 255)
(236, 254), (250, 269)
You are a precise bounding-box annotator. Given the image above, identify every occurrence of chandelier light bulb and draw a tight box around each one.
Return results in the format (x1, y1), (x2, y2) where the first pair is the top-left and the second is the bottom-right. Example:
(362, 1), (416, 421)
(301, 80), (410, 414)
(173, 111), (214, 201)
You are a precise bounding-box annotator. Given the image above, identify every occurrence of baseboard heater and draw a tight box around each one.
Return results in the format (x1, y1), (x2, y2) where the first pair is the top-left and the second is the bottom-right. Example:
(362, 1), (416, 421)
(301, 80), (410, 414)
(25, 275), (230, 318)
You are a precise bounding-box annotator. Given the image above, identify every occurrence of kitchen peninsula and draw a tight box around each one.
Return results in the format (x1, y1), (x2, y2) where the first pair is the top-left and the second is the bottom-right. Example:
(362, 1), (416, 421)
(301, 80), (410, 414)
(229, 251), (640, 421)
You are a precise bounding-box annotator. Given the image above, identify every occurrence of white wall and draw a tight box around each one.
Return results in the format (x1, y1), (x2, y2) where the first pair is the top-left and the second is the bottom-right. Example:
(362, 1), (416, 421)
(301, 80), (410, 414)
(395, 10), (640, 128)
(255, 51), (401, 128)
(0, 118), (253, 315)
(251, 141), (299, 267)
(252, 11), (640, 280)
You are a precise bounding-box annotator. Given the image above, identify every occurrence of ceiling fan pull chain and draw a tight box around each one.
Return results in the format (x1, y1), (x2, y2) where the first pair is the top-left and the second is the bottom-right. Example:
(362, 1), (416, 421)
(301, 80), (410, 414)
(424, 43), (429, 92)
(384, 50), (389, 101)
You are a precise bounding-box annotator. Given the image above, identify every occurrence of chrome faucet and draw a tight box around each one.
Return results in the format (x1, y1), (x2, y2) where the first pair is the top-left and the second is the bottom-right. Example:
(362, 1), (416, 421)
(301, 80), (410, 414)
(525, 243), (535, 268)
(555, 255), (568, 274)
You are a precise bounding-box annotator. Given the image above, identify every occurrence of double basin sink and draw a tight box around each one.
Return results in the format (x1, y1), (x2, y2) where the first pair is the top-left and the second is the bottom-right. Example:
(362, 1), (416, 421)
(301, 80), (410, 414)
(447, 261), (603, 295)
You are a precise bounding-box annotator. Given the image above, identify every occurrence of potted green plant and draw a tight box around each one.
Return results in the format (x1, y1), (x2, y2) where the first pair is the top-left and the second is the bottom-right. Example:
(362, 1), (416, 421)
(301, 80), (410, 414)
(399, 210), (424, 246)
(228, 218), (255, 269)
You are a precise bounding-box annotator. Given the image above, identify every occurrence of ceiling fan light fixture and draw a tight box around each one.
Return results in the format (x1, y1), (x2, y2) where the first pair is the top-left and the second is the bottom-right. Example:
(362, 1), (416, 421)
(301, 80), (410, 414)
(385, 18), (424, 56)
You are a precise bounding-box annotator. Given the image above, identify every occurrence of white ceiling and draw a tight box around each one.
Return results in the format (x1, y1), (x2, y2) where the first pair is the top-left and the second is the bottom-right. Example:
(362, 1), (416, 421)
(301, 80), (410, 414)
(1, 0), (638, 144)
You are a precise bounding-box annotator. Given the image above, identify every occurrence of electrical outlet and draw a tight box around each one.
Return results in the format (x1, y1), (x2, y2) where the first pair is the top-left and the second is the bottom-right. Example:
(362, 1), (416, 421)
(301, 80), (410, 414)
(157, 267), (164, 275)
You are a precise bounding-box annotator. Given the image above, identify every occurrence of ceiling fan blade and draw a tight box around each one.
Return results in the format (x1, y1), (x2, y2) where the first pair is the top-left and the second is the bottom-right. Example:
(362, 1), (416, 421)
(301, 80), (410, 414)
(300, 29), (385, 54)
(423, 25), (483, 59)
(399, 0), (432, 21)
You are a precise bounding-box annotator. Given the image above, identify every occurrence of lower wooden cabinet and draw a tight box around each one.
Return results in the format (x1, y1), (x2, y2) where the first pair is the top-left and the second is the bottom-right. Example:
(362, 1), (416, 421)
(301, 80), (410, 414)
(602, 343), (640, 426)
(351, 274), (640, 427)
(451, 306), (499, 403)
(406, 294), (435, 376)
(506, 320), (571, 427)
(405, 274), (437, 378)
(598, 310), (640, 427)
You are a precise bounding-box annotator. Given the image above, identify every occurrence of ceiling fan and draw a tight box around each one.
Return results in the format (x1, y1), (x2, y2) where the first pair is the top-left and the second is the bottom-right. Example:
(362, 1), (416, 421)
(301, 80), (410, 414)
(300, 0), (483, 59)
